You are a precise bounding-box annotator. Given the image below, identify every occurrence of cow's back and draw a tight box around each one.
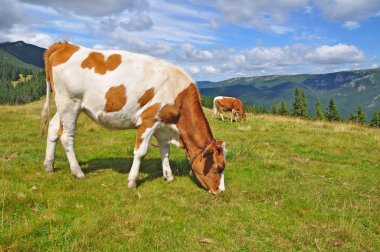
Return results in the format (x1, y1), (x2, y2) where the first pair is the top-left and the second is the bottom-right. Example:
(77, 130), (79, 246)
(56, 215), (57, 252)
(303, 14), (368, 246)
(47, 43), (193, 128)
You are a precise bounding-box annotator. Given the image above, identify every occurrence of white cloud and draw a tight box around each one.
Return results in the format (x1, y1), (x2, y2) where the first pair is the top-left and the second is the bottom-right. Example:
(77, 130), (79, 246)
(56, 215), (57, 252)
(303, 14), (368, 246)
(270, 25), (295, 34)
(342, 21), (361, 30)
(19, 0), (149, 17)
(120, 12), (153, 31)
(3, 24), (54, 47)
(187, 66), (200, 74)
(0, 0), (24, 30)
(305, 43), (365, 64)
(111, 30), (172, 56)
(203, 65), (218, 74)
(317, 0), (380, 21)
(179, 43), (214, 61)
(214, 0), (308, 29)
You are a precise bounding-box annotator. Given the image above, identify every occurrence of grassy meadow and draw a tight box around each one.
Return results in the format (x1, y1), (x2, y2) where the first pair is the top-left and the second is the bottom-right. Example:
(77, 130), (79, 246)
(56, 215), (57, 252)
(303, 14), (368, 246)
(0, 99), (379, 251)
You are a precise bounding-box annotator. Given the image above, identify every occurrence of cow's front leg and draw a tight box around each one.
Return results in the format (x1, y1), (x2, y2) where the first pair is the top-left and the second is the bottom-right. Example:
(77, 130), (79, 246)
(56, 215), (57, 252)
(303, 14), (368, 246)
(128, 121), (160, 188)
(219, 109), (225, 121)
(158, 141), (174, 182)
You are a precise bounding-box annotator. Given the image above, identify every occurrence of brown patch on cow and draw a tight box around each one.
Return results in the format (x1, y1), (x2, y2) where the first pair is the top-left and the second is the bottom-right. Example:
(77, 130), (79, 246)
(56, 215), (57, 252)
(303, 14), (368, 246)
(159, 83), (225, 193)
(81, 52), (121, 74)
(104, 85), (127, 112)
(138, 88), (155, 107)
(44, 42), (80, 93)
(135, 103), (160, 149)
(58, 121), (63, 137)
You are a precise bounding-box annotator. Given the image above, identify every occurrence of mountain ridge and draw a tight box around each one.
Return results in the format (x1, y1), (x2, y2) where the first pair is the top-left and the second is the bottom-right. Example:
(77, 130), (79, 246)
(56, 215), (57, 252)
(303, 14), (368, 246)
(198, 68), (380, 117)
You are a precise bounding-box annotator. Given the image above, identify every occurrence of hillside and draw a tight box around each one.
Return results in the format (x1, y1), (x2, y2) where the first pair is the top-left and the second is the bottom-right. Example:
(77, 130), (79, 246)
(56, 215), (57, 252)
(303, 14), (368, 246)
(199, 68), (380, 118)
(0, 47), (45, 104)
(1, 100), (379, 251)
(0, 41), (45, 68)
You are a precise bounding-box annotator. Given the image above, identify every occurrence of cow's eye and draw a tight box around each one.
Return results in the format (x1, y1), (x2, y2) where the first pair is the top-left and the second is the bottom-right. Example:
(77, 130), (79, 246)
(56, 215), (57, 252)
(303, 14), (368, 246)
(216, 166), (224, 174)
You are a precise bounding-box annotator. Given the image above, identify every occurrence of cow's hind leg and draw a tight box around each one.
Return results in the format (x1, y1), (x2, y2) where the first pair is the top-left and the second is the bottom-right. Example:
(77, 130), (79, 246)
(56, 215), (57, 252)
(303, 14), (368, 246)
(128, 121), (160, 188)
(58, 101), (85, 179)
(44, 113), (61, 172)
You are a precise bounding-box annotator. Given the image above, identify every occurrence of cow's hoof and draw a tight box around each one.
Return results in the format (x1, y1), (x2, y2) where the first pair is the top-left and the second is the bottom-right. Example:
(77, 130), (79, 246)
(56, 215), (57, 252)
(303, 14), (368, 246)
(44, 165), (54, 173)
(128, 180), (137, 189)
(165, 176), (174, 183)
(72, 171), (86, 179)
(44, 161), (54, 173)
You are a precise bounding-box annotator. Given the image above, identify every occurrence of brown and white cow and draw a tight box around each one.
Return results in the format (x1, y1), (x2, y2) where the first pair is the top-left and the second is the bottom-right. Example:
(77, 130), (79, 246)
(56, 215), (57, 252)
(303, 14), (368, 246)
(213, 96), (246, 122)
(41, 42), (226, 194)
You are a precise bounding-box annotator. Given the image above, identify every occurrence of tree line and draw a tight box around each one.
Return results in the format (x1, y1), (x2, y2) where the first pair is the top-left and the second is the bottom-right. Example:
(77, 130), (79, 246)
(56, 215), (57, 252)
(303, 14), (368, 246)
(201, 87), (380, 128)
(0, 61), (45, 104)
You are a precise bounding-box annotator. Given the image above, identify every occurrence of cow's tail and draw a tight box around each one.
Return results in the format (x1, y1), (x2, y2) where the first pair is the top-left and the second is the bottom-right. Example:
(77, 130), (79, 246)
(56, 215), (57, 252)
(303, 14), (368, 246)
(212, 97), (218, 118)
(40, 79), (51, 135)
(40, 45), (54, 135)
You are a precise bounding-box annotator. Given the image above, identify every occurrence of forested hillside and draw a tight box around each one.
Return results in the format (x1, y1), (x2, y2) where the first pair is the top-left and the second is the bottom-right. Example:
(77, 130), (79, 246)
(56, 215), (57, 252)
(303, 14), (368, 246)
(0, 49), (45, 104)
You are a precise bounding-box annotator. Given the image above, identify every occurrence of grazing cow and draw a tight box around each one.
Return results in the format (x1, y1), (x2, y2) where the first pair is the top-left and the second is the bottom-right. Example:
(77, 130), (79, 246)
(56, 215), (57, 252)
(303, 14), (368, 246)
(213, 96), (246, 122)
(41, 42), (226, 194)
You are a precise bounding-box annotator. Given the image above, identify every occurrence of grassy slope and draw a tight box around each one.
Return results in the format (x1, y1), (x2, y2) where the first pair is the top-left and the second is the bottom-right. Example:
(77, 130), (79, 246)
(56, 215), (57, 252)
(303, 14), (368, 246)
(1, 100), (379, 251)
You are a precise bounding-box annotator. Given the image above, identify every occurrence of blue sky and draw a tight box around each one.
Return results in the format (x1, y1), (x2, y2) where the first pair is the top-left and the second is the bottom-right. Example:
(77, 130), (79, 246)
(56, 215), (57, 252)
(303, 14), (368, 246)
(0, 0), (379, 81)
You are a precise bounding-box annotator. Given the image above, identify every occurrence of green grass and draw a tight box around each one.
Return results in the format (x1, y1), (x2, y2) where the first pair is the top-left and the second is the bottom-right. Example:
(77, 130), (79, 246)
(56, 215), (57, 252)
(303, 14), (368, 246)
(1, 100), (379, 251)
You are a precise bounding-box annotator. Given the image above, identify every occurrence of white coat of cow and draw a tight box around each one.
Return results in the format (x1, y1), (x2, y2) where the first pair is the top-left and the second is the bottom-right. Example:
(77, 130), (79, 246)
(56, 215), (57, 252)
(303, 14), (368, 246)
(41, 42), (226, 194)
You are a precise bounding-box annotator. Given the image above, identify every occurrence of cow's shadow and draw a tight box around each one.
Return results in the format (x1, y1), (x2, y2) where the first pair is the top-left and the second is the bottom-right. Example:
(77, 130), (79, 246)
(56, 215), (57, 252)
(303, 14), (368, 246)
(79, 156), (200, 187)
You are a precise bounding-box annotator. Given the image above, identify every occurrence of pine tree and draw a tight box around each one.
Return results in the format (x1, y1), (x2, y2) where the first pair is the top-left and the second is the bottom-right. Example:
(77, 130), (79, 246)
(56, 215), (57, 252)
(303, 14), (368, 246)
(271, 104), (278, 114)
(325, 98), (340, 121)
(349, 112), (357, 123)
(292, 87), (308, 118)
(369, 111), (380, 128)
(300, 91), (308, 118)
(315, 99), (324, 120)
(356, 106), (366, 125)
(279, 100), (289, 116)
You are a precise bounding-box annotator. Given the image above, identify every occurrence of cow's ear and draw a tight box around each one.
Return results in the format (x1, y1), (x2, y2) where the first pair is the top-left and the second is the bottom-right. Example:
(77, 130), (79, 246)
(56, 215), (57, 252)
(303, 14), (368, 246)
(214, 141), (226, 155)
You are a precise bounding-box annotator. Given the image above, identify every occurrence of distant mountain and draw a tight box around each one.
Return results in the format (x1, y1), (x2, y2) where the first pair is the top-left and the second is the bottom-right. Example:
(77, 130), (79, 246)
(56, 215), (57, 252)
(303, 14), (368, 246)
(199, 68), (380, 118)
(0, 41), (45, 68)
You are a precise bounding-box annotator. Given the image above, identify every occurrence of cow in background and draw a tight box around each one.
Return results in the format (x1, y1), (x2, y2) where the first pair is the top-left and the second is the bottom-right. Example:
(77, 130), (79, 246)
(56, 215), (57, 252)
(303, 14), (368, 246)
(213, 96), (247, 122)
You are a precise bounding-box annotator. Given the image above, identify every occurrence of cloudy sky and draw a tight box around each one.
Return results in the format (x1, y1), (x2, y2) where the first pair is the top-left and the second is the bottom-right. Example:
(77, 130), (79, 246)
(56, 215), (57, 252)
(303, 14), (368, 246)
(1, 0), (379, 81)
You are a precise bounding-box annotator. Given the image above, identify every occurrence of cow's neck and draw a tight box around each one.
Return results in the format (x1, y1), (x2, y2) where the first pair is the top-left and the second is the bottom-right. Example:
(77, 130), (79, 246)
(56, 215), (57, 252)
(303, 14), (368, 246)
(176, 84), (214, 159)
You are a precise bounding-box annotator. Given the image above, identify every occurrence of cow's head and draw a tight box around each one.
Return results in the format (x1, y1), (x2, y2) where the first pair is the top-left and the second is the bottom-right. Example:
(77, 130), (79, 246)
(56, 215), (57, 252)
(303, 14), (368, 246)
(234, 109), (247, 122)
(191, 140), (226, 194)
(241, 112), (247, 121)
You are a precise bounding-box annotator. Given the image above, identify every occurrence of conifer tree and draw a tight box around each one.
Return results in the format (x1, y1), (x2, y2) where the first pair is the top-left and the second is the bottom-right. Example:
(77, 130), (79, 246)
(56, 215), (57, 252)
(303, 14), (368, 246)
(292, 87), (308, 118)
(369, 111), (380, 128)
(356, 105), (366, 125)
(279, 100), (289, 116)
(271, 104), (278, 114)
(300, 91), (308, 118)
(349, 112), (357, 123)
(325, 98), (340, 121)
(315, 99), (324, 120)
